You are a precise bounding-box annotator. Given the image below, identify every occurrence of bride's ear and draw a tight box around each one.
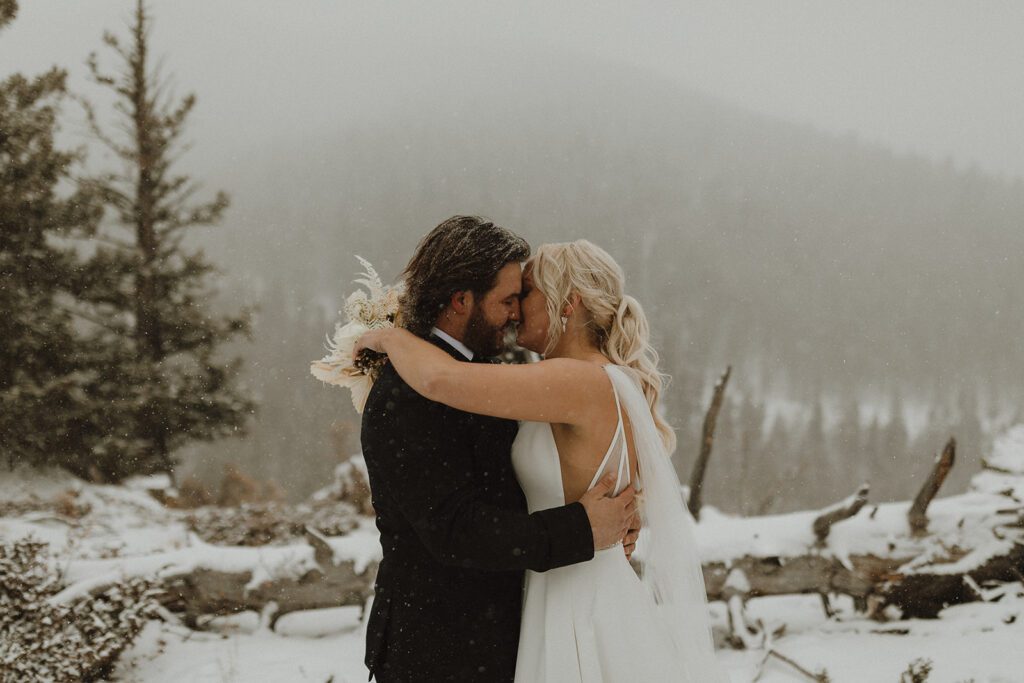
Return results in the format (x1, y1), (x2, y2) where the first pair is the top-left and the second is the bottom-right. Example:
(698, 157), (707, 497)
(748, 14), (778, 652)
(565, 292), (582, 317)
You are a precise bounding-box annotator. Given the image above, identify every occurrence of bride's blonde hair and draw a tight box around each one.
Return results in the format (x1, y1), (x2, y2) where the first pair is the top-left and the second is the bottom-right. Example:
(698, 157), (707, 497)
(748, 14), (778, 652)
(530, 240), (676, 455)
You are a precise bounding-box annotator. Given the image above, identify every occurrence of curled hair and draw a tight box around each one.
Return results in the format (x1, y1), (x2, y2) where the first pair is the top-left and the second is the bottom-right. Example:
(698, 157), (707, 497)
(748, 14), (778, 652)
(399, 216), (530, 337)
(530, 240), (677, 454)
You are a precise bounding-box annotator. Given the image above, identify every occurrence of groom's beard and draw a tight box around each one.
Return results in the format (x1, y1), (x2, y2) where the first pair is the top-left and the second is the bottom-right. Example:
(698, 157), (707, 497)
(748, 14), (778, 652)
(463, 307), (513, 358)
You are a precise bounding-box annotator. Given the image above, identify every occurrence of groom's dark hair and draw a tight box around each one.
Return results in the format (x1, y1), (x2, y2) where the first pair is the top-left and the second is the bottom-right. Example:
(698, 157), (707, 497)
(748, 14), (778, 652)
(400, 215), (530, 337)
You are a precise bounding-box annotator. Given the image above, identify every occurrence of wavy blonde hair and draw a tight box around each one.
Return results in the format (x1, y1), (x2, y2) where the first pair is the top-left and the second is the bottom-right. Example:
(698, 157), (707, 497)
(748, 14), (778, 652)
(530, 240), (677, 455)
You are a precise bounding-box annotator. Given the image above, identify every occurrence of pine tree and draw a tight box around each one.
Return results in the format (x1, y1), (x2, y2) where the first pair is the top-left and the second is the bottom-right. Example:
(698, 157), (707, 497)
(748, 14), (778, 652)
(0, 0), (103, 471)
(75, 0), (255, 481)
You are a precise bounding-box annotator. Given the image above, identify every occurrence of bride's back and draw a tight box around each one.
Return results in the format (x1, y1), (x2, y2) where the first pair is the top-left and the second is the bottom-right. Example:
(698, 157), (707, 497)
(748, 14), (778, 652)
(550, 365), (640, 504)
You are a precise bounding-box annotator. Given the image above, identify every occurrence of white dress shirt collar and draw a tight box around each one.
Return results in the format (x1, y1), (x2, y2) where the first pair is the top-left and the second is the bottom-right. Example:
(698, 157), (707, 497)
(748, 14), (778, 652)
(430, 327), (475, 361)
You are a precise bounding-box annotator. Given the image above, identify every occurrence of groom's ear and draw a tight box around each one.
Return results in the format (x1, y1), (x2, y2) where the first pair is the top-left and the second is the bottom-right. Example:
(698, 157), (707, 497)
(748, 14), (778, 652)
(450, 290), (474, 316)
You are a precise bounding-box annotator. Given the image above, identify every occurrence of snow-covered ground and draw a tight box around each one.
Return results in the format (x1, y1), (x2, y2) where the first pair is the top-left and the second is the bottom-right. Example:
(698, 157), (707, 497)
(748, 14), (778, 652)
(100, 590), (1024, 683)
(3, 426), (1023, 682)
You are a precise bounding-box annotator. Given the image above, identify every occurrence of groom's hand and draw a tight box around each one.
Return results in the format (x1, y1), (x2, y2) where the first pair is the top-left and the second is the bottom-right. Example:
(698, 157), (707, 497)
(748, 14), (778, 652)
(579, 474), (637, 551)
(623, 513), (641, 561)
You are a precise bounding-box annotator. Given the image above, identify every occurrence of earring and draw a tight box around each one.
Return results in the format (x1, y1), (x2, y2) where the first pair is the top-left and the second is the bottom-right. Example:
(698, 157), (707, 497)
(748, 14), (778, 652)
(560, 315), (568, 332)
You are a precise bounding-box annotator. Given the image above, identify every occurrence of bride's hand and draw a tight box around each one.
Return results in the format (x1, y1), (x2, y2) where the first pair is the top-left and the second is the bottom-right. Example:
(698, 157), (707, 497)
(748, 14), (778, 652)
(353, 328), (391, 360)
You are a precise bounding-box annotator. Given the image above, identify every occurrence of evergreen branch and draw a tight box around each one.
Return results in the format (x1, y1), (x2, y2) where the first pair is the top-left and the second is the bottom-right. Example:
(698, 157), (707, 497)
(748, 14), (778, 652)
(91, 233), (135, 251)
(149, 160), (182, 194)
(149, 54), (172, 105)
(60, 304), (126, 334)
(158, 176), (200, 209)
(101, 30), (132, 64)
(157, 190), (230, 234)
(73, 94), (133, 159)
(0, 0), (17, 29)
(163, 93), (196, 134)
(112, 100), (135, 124)
(155, 232), (185, 260)
(163, 139), (195, 170)
(84, 52), (117, 88)
(82, 175), (134, 213)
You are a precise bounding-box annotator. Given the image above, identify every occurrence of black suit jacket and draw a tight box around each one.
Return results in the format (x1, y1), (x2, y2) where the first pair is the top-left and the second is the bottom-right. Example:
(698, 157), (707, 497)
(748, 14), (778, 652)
(360, 336), (594, 682)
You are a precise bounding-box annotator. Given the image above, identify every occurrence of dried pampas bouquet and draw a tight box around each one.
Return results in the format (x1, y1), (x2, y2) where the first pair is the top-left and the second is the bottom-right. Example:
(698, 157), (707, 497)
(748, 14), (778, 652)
(310, 256), (402, 413)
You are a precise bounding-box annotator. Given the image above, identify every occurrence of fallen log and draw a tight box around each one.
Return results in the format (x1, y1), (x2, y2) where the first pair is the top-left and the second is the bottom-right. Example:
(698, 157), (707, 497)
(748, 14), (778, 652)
(56, 521), (381, 630)
(703, 536), (1024, 623)
(696, 438), (1024, 626)
(881, 538), (1024, 618)
(702, 552), (908, 605)
(162, 556), (375, 629)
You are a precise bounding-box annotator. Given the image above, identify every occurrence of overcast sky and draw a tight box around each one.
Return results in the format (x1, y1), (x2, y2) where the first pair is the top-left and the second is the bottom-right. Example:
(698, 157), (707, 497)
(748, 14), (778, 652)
(2, 1), (1023, 181)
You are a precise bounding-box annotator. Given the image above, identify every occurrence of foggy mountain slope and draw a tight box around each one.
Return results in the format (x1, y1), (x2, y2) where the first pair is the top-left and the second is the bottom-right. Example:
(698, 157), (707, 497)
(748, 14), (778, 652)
(211, 53), (1022, 387)
(184, 52), (1024, 499)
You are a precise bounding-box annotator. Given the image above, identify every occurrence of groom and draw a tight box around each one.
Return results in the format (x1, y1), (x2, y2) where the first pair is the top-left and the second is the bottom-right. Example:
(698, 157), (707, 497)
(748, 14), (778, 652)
(360, 216), (637, 682)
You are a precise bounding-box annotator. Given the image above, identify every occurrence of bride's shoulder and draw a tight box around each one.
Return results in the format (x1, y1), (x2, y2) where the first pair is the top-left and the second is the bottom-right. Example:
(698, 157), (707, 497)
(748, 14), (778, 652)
(536, 357), (605, 373)
(535, 357), (615, 386)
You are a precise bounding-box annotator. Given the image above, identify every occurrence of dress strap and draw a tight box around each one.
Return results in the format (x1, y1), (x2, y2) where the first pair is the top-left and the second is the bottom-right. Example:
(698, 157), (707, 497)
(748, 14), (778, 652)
(586, 367), (631, 493)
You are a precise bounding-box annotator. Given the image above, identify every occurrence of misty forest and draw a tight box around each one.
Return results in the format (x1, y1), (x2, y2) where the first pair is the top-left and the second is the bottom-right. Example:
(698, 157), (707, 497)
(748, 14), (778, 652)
(2, 1), (1023, 682)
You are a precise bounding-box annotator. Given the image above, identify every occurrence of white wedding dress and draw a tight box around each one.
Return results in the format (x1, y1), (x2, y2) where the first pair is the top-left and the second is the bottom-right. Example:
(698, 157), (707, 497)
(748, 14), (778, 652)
(511, 364), (730, 683)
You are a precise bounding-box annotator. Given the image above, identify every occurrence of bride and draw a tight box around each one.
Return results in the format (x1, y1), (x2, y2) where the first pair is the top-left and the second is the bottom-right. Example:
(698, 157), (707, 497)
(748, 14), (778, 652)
(356, 240), (729, 683)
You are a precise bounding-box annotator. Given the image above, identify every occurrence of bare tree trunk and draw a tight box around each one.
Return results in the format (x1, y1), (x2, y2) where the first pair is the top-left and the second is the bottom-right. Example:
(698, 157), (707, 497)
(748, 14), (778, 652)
(689, 365), (731, 520)
(908, 437), (956, 535)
